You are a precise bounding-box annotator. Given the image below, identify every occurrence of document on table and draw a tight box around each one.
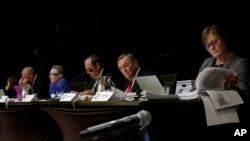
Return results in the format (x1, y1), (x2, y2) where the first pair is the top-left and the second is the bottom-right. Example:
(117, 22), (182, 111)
(201, 95), (240, 126)
(111, 86), (126, 98)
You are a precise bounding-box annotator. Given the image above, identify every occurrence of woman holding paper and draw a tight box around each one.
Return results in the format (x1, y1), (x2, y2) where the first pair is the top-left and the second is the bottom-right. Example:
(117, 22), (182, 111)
(199, 24), (250, 100)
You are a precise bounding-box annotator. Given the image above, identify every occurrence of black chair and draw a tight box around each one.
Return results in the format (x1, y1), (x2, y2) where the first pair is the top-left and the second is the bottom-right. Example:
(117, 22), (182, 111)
(72, 81), (88, 92)
(158, 73), (178, 94)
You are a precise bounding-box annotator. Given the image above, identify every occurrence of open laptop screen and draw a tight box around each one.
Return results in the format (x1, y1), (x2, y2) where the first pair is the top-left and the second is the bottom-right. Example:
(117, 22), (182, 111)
(0, 89), (5, 96)
(135, 75), (165, 94)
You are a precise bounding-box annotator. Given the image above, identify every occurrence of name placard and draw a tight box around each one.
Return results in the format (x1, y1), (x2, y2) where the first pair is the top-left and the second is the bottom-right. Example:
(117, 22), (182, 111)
(91, 91), (114, 101)
(22, 95), (37, 102)
(59, 93), (77, 101)
(0, 96), (8, 102)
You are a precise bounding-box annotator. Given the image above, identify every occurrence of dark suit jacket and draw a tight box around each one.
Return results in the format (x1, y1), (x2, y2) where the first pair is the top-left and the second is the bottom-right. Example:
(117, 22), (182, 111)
(123, 69), (155, 93)
(32, 74), (50, 99)
(4, 89), (17, 98)
(199, 53), (250, 98)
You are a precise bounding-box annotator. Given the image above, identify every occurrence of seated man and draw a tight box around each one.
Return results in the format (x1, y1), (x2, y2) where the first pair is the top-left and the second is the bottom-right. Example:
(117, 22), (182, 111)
(19, 66), (50, 99)
(117, 53), (156, 93)
(77, 54), (113, 95)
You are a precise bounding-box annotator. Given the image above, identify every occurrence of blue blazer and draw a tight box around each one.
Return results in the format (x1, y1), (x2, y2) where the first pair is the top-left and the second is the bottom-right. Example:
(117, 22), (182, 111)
(50, 77), (72, 95)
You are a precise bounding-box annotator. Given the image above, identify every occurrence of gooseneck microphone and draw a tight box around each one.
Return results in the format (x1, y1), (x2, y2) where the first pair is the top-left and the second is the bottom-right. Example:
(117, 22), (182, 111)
(79, 110), (152, 139)
(147, 53), (172, 71)
(61, 71), (86, 93)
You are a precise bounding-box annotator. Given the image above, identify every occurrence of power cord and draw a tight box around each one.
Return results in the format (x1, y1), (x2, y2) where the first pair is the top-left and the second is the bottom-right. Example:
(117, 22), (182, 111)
(72, 97), (83, 110)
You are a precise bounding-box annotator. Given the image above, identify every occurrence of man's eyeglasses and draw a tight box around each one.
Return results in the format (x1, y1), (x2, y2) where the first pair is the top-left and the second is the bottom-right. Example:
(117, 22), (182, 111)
(86, 69), (94, 73)
(205, 38), (219, 49)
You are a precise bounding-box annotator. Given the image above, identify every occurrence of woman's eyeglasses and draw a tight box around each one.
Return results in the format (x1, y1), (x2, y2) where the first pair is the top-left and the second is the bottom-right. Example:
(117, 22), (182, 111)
(49, 73), (60, 76)
(205, 38), (219, 49)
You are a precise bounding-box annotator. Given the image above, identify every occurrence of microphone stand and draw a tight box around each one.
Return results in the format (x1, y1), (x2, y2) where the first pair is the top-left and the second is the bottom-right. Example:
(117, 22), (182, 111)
(147, 54), (171, 71)
(53, 71), (86, 99)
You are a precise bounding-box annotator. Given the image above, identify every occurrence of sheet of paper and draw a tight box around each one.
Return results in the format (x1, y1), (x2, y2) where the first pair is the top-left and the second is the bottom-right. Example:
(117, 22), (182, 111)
(141, 90), (179, 100)
(200, 95), (239, 126)
(111, 86), (126, 98)
(205, 90), (244, 110)
(195, 67), (236, 90)
(111, 87), (141, 101)
(178, 89), (199, 100)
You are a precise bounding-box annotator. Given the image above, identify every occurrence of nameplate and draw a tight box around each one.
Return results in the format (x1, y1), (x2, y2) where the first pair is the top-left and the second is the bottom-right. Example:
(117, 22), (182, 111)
(0, 96), (8, 102)
(91, 91), (114, 101)
(59, 93), (77, 101)
(22, 95), (37, 102)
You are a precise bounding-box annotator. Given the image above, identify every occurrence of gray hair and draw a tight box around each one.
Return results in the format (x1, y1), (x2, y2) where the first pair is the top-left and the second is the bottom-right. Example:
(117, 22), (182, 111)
(51, 65), (65, 74)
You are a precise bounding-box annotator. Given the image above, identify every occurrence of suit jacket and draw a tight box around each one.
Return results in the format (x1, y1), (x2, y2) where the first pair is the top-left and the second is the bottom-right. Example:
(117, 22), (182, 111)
(199, 53), (250, 98)
(123, 69), (155, 93)
(31, 74), (50, 99)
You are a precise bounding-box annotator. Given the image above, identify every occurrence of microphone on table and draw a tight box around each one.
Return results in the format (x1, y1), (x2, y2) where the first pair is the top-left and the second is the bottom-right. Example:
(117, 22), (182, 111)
(147, 53), (172, 71)
(79, 110), (152, 140)
(53, 71), (86, 98)
(63, 71), (86, 91)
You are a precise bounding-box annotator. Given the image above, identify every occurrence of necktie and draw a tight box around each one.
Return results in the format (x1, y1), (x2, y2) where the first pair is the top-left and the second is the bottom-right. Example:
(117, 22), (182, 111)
(92, 80), (97, 91)
(126, 81), (133, 93)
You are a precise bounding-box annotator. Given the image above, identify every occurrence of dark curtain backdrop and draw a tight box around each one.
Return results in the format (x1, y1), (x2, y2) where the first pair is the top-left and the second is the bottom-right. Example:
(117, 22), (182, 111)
(0, 1), (249, 88)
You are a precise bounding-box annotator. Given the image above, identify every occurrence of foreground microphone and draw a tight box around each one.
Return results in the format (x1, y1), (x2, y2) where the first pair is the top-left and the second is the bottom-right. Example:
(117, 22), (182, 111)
(79, 110), (152, 139)
(147, 53), (172, 71)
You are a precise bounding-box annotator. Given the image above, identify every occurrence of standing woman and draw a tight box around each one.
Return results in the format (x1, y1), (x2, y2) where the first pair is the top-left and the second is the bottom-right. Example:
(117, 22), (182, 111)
(4, 75), (18, 98)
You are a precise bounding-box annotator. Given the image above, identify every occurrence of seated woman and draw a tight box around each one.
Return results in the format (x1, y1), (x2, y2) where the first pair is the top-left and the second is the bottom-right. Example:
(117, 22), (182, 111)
(4, 75), (18, 98)
(49, 65), (72, 98)
(199, 25), (250, 100)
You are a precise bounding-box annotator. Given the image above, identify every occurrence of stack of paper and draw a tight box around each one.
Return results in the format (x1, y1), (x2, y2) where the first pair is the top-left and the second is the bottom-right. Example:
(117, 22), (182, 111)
(178, 89), (199, 100)
(141, 90), (179, 100)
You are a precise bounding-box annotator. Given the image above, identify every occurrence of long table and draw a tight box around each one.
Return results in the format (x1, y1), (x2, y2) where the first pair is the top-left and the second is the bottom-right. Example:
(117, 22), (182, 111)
(0, 99), (249, 141)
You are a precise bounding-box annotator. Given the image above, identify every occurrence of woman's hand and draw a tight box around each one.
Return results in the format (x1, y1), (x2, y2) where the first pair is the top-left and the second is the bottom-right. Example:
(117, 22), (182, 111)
(225, 74), (238, 89)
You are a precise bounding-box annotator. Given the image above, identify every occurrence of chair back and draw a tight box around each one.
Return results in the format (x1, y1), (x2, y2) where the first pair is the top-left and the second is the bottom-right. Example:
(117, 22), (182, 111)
(72, 81), (88, 92)
(159, 73), (178, 94)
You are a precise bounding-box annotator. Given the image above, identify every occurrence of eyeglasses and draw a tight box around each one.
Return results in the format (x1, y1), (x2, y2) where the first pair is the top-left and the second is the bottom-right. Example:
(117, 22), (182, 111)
(49, 73), (60, 76)
(205, 38), (219, 49)
(86, 69), (94, 73)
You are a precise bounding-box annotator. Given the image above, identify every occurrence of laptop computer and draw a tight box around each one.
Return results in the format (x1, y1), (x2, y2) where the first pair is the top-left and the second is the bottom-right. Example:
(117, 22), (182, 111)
(135, 75), (179, 99)
(0, 89), (6, 96)
(135, 75), (165, 94)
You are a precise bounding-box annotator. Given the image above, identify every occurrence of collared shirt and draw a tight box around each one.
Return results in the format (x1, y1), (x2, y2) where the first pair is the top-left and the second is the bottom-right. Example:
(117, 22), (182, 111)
(125, 67), (141, 92)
